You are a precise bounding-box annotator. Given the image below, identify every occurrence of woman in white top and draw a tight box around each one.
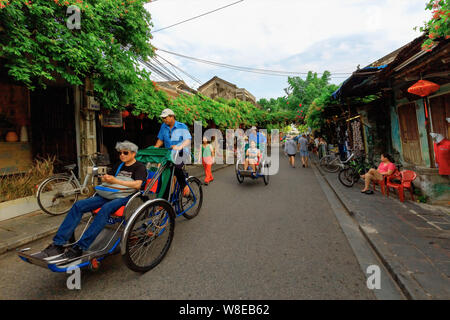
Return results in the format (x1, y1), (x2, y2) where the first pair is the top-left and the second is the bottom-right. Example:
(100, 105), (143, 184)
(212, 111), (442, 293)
(244, 140), (261, 173)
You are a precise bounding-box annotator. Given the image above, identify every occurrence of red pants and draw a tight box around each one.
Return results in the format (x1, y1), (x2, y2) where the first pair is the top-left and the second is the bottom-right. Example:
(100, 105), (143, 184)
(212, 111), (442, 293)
(202, 157), (214, 183)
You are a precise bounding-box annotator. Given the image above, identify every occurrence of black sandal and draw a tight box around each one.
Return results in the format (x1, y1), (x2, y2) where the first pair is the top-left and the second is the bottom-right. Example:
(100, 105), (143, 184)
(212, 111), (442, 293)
(364, 190), (374, 195)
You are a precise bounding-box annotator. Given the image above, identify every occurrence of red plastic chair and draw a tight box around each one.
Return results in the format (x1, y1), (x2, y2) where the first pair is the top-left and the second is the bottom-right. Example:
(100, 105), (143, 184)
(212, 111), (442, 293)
(372, 169), (399, 195)
(386, 170), (417, 202)
(372, 179), (386, 195)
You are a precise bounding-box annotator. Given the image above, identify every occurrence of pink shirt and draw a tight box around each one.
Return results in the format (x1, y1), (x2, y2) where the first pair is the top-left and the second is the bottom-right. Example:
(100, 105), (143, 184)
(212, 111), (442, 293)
(378, 162), (396, 174)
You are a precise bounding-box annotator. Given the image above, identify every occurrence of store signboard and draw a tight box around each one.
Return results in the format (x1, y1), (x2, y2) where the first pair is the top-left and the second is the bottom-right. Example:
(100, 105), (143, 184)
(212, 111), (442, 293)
(102, 110), (122, 128)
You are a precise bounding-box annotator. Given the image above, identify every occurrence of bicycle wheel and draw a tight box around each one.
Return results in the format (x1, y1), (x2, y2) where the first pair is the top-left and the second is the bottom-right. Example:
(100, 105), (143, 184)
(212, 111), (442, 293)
(181, 176), (203, 220)
(338, 167), (357, 187)
(319, 155), (332, 168)
(324, 158), (340, 173)
(37, 175), (79, 215)
(123, 200), (175, 273)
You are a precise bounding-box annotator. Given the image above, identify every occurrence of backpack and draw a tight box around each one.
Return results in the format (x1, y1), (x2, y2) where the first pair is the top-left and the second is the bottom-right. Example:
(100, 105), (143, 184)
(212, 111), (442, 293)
(94, 163), (137, 200)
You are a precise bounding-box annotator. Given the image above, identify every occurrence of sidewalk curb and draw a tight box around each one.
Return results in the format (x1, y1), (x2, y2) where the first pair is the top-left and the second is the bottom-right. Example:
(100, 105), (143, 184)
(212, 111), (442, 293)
(0, 164), (232, 255)
(0, 227), (59, 255)
(312, 162), (425, 300)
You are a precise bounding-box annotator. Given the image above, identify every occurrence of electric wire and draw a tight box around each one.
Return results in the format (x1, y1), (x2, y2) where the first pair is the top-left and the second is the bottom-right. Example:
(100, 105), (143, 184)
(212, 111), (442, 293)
(155, 54), (203, 84)
(156, 48), (353, 77)
(152, 0), (244, 33)
(151, 56), (182, 81)
(138, 57), (178, 81)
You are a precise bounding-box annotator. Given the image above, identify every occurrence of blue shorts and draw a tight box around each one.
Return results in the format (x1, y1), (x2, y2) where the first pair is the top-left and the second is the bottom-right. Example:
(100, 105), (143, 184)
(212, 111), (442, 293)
(300, 150), (309, 157)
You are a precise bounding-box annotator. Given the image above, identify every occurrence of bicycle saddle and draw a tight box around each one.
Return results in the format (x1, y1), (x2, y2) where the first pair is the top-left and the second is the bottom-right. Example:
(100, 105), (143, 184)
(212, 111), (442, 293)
(64, 164), (77, 171)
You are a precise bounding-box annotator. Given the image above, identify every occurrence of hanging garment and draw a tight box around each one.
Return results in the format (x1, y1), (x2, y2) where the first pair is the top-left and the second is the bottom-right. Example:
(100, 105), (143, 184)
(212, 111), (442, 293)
(351, 120), (364, 152)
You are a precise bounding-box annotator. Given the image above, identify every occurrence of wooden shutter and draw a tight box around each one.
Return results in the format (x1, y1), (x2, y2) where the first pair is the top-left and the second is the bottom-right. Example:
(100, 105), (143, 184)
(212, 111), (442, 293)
(430, 93), (450, 139)
(398, 103), (423, 164)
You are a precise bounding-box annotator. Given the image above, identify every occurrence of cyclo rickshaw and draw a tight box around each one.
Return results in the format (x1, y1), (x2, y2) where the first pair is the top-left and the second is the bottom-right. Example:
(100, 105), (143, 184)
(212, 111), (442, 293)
(235, 142), (271, 185)
(18, 147), (203, 273)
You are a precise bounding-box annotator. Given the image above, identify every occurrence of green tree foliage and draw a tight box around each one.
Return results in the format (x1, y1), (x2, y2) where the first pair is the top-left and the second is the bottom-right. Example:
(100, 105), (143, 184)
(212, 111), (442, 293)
(304, 84), (339, 130)
(0, 0), (155, 109)
(0, 0), (310, 130)
(285, 71), (332, 111)
(257, 71), (336, 129)
(417, 0), (450, 51)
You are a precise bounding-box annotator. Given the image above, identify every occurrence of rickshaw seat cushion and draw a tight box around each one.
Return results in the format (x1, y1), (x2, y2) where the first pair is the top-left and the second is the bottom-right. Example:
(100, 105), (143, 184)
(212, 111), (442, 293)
(144, 171), (159, 193)
(93, 206), (125, 217)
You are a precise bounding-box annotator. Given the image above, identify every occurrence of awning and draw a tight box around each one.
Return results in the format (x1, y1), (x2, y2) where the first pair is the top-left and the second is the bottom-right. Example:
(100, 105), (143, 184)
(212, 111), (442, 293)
(332, 65), (388, 100)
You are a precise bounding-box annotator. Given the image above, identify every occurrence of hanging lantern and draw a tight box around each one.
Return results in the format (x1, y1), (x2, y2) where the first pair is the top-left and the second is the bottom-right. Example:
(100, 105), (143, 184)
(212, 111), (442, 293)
(408, 80), (440, 122)
(407, 80), (440, 97)
(138, 113), (146, 130)
(122, 110), (130, 130)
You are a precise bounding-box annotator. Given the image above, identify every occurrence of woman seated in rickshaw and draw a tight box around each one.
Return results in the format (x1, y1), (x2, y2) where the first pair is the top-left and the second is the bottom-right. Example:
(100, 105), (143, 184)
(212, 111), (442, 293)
(244, 140), (261, 173)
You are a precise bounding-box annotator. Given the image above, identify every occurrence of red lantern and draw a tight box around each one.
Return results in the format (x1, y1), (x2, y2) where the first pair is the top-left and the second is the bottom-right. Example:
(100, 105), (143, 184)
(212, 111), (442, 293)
(407, 80), (440, 97)
(408, 80), (440, 121)
(138, 113), (146, 130)
(122, 110), (130, 130)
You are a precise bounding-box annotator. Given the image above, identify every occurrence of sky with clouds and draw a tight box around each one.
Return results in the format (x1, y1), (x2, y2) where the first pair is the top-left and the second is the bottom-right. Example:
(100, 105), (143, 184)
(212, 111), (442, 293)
(145, 0), (431, 100)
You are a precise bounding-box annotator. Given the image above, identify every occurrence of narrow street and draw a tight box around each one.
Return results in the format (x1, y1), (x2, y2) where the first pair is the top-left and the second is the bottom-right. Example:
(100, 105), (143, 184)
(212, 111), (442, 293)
(0, 155), (376, 300)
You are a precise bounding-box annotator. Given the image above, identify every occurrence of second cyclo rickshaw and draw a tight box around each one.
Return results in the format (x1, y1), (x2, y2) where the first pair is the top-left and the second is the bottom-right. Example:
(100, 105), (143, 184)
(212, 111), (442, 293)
(18, 147), (203, 273)
(235, 142), (271, 185)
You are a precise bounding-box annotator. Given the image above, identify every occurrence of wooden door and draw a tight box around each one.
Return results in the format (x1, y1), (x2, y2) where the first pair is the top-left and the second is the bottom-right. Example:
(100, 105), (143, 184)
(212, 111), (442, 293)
(30, 86), (77, 170)
(430, 93), (450, 139)
(398, 103), (422, 164)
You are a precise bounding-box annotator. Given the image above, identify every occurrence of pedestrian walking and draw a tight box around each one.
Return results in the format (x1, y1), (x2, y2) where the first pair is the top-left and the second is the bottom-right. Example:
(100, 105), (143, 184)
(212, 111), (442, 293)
(284, 135), (297, 168)
(202, 136), (215, 185)
(318, 137), (327, 159)
(298, 134), (309, 168)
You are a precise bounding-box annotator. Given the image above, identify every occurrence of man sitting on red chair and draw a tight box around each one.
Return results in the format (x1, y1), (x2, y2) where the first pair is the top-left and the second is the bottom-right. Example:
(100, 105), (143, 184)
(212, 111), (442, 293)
(360, 153), (396, 195)
(35, 141), (147, 261)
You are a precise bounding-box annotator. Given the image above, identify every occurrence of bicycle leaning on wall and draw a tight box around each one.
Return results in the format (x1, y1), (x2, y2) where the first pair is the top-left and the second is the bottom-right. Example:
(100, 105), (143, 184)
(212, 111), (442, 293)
(36, 153), (107, 216)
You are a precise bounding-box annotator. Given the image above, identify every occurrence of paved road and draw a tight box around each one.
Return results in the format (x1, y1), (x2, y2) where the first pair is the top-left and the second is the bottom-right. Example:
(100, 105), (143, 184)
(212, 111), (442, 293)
(0, 155), (375, 299)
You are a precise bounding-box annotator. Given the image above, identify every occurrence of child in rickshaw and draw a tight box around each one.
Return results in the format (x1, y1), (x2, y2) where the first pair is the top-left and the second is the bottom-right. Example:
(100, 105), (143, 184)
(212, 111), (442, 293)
(244, 140), (261, 174)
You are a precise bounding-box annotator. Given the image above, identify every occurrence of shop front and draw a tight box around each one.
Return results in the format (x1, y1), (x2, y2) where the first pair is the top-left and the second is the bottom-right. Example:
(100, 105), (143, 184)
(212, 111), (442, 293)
(0, 82), (32, 175)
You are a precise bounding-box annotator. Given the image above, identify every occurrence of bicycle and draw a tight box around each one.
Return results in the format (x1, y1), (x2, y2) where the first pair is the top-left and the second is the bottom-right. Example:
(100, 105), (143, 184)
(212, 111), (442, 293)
(338, 156), (375, 187)
(319, 151), (355, 173)
(122, 147), (203, 271)
(36, 153), (107, 216)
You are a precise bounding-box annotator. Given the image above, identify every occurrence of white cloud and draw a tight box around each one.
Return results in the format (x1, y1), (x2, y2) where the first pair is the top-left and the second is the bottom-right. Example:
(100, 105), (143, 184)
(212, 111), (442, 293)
(146, 0), (430, 99)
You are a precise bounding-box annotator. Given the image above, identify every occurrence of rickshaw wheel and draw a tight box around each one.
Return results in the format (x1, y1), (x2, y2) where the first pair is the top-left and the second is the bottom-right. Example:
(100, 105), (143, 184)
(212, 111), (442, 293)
(123, 200), (175, 273)
(236, 163), (244, 184)
(263, 164), (270, 185)
(181, 177), (203, 220)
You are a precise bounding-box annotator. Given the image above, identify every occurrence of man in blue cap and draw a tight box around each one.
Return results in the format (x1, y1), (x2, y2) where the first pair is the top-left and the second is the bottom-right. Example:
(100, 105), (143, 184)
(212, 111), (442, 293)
(154, 108), (192, 197)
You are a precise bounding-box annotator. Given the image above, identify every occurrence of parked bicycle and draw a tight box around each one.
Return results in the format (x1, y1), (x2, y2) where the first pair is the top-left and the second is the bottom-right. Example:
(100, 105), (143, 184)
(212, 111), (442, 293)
(36, 153), (107, 216)
(338, 156), (375, 187)
(319, 151), (355, 173)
